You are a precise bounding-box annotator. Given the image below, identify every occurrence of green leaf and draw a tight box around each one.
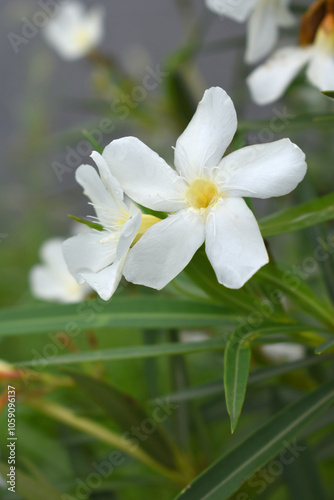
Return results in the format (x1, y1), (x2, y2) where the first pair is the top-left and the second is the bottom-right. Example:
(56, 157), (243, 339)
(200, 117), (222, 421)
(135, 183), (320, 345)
(186, 249), (273, 315)
(68, 214), (104, 231)
(315, 338), (334, 355)
(174, 379), (334, 500)
(257, 265), (334, 330)
(66, 371), (178, 471)
(0, 462), (74, 500)
(17, 337), (227, 367)
(27, 398), (183, 483)
(283, 439), (327, 500)
(322, 90), (334, 98)
(224, 341), (251, 433)
(165, 354), (333, 404)
(223, 323), (317, 432)
(260, 193), (334, 237)
(0, 297), (238, 337)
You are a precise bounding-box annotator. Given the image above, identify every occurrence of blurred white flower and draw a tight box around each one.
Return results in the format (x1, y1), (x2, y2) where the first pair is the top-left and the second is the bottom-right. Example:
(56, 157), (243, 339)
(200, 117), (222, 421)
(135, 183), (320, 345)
(43, 1), (105, 60)
(205, 0), (295, 63)
(103, 87), (307, 291)
(180, 331), (210, 343)
(63, 152), (160, 300)
(29, 238), (91, 303)
(261, 342), (305, 362)
(247, 13), (334, 105)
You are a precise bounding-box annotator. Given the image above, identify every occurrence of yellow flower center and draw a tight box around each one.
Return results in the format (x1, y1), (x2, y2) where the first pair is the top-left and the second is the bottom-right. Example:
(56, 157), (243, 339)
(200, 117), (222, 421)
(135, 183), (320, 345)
(74, 28), (91, 49)
(132, 214), (161, 245)
(186, 179), (220, 210)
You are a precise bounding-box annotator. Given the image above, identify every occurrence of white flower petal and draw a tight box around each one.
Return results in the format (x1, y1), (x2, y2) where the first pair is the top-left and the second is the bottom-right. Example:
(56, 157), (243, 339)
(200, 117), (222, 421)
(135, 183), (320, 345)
(306, 52), (334, 91)
(80, 257), (126, 301)
(246, 0), (279, 64)
(247, 46), (313, 105)
(205, 198), (268, 289)
(275, 0), (295, 27)
(261, 342), (305, 362)
(30, 237), (91, 303)
(63, 231), (117, 283)
(205, 0), (257, 22)
(103, 137), (187, 212)
(39, 238), (69, 275)
(218, 138), (307, 199)
(29, 264), (89, 303)
(116, 210), (142, 260)
(83, 5), (105, 48)
(174, 87), (237, 179)
(30, 266), (68, 302)
(75, 164), (124, 226)
(124, 210), (205, 290)
(91, 151), (124, 202)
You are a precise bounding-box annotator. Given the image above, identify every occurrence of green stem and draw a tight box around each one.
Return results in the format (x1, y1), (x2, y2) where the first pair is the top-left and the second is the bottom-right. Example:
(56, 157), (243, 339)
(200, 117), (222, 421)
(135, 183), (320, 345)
(27, 398), (185, 485)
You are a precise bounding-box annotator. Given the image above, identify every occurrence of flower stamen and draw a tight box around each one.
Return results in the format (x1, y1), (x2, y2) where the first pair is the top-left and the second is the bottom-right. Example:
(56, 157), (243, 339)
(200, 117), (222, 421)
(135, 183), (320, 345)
(186, 179), (220, 210)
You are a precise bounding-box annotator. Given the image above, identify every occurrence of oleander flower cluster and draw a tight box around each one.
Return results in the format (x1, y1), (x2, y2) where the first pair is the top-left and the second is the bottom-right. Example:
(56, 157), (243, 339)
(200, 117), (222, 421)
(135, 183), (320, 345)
(206, 0), (334, 104)
(34, 86), (305, 302)
(206, 0), (295, 64)
(248, 7), (334, 104)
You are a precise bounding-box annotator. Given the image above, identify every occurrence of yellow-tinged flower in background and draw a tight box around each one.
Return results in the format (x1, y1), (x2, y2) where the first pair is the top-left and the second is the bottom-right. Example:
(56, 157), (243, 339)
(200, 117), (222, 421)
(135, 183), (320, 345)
(247, 8), (334, 104)
(43, 1), (105, 60)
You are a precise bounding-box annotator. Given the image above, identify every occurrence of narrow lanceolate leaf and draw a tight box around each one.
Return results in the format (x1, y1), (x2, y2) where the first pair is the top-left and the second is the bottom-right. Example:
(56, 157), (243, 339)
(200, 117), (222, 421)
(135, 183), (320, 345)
(0, 462), (74, 500)
(68, 214), (104, 231)
(0, 297), (237, 337)
(224, 341), (251, 433)
(17, 337), (227, 368)
(223, 323), (315, 432)
(322, 90), (334, 98)
(257, 265), (334, 330)
(66, 371), (178, 470)
(165, 355), (332, 404)
(27, 399), (183, 483)
(174, 379), (334, 500)
(315, 338), (334, 355)
(259, 192), (334, 237)
(283, 439), (327, 500)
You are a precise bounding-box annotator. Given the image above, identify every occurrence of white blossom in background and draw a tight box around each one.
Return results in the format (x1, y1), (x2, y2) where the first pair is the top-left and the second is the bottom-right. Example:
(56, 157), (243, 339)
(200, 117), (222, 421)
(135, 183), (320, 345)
(261, 342), (305, 362)
(29, 238), (91, 303)
(180, 331), (210, 343)
(205, 0), (295, 63)
(103, 87), (307, 291)
(63, 152), (160, 301)
(43, 1), (105, 60)
(247, 13), (334, 105)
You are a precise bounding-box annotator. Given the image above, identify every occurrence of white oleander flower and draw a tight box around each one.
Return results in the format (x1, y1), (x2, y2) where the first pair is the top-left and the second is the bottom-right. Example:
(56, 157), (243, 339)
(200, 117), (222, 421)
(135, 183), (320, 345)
(247, 13), (334, 105)
(261, 342), (305, 362)
(43, 1), (105, 60)
(102, 87), (307, 291)
(29, 238), (91, 303)
(205, 0), (295, 63)
(63, 152), (160, 300)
